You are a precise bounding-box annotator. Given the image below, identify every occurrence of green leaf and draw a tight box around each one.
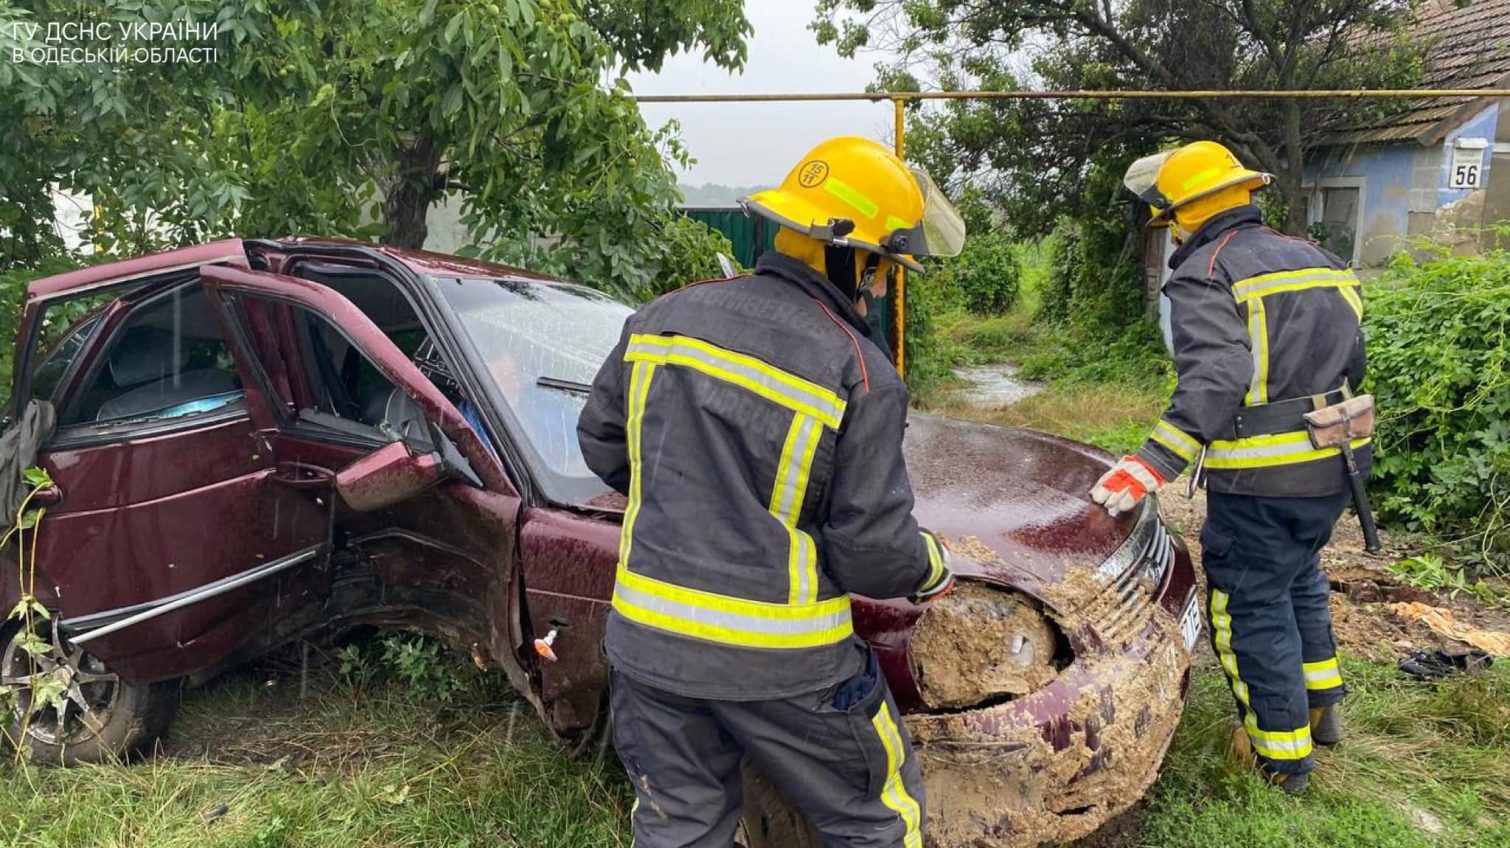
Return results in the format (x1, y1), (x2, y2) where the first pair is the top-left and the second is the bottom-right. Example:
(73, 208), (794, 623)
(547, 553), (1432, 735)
(22, 467), (52, 487)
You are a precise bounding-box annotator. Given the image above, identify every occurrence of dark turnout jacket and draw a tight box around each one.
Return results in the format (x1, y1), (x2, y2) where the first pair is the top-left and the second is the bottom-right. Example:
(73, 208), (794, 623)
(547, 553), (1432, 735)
(577, 253), (945, 700)
(1136, 205), (1370, 498)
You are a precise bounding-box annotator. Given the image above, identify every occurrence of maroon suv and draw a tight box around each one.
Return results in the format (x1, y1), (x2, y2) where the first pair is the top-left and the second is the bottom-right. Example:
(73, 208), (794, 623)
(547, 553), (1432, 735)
(1, 239), (1198, 847)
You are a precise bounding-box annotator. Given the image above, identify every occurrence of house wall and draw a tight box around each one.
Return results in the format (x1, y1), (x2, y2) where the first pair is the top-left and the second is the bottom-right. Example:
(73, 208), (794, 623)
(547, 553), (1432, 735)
(1487, 102), (1510, 251)
(1310, 102), (1501, 264)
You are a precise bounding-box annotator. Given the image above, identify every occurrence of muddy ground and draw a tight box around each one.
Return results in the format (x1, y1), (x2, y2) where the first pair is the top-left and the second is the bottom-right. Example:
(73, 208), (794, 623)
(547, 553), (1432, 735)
(1156, 483), (1510, 663)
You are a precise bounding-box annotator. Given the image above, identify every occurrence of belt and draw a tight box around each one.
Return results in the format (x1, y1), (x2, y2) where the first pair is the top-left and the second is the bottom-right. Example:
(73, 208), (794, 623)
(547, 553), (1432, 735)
(1218, 388), (1350, 440)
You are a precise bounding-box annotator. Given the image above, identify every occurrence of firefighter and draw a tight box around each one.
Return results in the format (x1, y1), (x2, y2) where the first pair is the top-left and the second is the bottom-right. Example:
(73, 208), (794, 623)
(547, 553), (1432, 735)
(577, 136), (965, 847)
(1094, 140), (1368, 795)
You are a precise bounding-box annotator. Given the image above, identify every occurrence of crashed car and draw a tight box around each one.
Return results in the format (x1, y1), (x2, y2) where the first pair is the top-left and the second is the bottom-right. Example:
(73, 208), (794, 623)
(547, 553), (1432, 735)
(1, 239), (1199, 846)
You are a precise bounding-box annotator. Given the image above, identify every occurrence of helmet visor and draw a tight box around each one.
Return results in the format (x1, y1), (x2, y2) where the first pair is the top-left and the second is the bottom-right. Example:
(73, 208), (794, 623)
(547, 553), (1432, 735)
(1123, 151), (1174, 210)
(885, 169), (966, 259)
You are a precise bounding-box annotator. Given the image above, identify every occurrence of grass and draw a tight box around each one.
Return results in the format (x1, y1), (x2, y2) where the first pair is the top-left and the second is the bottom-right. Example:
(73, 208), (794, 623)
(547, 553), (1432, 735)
(1143, 657), (1510, 848)
(1, 641), (1503, 847)
(0, 643), (632, 848)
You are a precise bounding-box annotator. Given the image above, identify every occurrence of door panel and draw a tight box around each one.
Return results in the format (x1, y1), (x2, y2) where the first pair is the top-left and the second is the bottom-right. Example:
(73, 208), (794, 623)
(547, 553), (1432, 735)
(37, 415), (331, 684)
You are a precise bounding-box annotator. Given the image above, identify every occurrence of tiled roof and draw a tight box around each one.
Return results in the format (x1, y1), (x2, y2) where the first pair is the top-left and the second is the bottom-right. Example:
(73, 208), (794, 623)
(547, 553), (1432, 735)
(1331, 0), (1510, 145)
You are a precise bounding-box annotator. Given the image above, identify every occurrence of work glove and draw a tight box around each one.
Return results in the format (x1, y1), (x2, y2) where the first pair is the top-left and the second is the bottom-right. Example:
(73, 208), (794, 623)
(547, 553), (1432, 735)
(1089, 455), (1165, 517)
(909, 530), (955, 605)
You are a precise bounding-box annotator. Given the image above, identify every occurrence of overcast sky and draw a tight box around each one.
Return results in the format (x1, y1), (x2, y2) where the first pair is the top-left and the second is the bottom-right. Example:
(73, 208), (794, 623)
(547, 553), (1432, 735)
(625, 0), (895, 188)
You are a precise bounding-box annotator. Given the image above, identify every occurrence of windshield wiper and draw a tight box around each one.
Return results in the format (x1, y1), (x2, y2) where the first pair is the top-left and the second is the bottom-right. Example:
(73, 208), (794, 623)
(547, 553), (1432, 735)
(537, 376), (592, 395)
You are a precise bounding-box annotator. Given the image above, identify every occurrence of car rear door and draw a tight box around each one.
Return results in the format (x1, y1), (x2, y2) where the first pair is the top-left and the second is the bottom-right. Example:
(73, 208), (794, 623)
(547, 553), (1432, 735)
(21, 249), (335, 685)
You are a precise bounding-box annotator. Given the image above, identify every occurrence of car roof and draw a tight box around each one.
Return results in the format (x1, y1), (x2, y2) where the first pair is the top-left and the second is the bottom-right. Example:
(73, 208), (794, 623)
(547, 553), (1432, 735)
(276, 237), (564, 284)
(27, 237), (582, 302)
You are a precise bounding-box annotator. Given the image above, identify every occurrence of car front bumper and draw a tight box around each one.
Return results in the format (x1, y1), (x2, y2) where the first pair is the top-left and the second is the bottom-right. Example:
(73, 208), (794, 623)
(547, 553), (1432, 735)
(902, 546), (1198, 848)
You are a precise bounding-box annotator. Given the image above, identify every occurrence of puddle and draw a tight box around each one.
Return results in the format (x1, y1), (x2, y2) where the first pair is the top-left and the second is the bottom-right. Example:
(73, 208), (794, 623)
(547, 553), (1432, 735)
(952, 364), (1042, 408)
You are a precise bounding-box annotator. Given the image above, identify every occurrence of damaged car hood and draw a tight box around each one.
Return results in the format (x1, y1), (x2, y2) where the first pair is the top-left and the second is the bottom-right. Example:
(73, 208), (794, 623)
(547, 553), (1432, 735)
(902, 413), (1135, 599)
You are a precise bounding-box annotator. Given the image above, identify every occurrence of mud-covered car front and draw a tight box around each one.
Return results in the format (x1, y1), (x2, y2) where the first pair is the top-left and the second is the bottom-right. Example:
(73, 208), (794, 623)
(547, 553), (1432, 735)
(879, 414), (1200, 847)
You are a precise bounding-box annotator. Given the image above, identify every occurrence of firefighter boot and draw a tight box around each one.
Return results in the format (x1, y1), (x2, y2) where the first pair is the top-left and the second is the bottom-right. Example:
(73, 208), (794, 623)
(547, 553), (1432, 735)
(1310, 705), (1342, 746)
(1228, 726), (1309, 796)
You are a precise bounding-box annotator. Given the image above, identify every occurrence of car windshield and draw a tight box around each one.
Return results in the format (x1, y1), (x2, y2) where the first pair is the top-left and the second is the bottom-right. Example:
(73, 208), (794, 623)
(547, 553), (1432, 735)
(432, 276), (631, 503)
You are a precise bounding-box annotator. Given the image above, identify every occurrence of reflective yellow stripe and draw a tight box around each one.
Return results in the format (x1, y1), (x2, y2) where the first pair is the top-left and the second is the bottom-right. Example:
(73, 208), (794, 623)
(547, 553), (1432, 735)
(626, 334), (846, 429)
(1231, 267), (1359, 304)
(1151, 419), (1200, 462)
(1208, 430), (1370, 470)
(612, 565), (854, 649)
(1212, 590), (1313, 761)
(871, 702), (923, 848)
(1245, 297), (1269, 405)
(1303, 657), (1344, 691)
(921, 533), (945, 590)
(1180, 166), (1224, 193)
(618, 361), (656, 568)
(824, 177), (879, 220)
(1339, 284), (1364, 321)
(885, 215), (912, 234)
(773, 414), (823, 605)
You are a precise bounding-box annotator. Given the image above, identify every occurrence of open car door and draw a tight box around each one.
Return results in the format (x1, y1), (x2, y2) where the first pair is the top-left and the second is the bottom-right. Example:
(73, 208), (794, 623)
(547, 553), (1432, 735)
(196, 265), (531, 698)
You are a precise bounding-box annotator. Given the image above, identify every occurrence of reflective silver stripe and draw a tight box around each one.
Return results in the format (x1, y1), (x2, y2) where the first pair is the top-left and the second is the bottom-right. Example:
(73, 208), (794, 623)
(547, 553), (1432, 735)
(1231, 268), (1357, 303)
(626, 334), (846, 428)
(612, 580), (853, 642)
(1151, 420), (1199, 461)
(1245, 297), (1269, 405)
(773, 415), (820, 522)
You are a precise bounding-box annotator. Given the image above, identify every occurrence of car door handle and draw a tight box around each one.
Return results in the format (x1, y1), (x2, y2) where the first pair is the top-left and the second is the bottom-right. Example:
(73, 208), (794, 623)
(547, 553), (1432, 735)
(30, 485), (62, 507)
(271, 461), (335, 490)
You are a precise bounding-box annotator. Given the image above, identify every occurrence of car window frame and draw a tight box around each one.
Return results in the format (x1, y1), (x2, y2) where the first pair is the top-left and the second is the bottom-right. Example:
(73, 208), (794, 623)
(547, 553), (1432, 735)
(45, 279), (251, 448)
(217, 290), (442, 455)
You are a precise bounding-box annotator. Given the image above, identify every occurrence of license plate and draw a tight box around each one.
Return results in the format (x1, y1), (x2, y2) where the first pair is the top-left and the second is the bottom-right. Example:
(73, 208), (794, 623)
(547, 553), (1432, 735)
(1179, 592), (1202, 651)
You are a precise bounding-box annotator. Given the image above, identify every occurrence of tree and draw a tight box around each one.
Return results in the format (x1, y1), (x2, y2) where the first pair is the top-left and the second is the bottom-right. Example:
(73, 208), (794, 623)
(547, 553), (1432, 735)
(0, 0), (750, 296)
(814, 0), (1426, 235)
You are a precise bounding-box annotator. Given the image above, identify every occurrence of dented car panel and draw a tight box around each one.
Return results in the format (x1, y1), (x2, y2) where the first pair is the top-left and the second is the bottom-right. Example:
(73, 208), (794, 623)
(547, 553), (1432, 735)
(3, 239), (1196, 848)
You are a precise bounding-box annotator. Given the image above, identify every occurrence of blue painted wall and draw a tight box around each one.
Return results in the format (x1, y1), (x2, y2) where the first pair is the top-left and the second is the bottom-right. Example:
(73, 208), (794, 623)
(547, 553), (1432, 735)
(1438, 102), (1499, 208)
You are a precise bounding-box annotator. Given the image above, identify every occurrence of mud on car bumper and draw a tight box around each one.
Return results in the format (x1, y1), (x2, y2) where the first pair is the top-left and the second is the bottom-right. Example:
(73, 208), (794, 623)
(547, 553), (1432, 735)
(904, 550), (1199, 847)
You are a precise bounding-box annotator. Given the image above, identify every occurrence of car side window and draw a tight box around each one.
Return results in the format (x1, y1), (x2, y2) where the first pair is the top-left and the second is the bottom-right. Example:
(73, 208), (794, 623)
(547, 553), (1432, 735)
(61, 285), (244, 427)
(285, 305), (431, 447)
(29, 315), (102, 403)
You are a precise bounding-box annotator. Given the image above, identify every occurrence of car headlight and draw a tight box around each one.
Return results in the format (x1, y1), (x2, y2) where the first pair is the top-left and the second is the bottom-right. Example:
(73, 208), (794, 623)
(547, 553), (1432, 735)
(909, 583), (1061, 710)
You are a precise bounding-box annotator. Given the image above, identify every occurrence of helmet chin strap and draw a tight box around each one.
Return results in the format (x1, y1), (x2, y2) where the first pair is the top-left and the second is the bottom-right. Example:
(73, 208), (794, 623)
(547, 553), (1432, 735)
(823, 244), (882, 302)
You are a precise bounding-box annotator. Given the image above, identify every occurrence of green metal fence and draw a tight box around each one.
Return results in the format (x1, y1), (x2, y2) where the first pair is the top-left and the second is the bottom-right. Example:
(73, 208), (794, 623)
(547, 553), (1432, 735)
(680, 206), (776, 270)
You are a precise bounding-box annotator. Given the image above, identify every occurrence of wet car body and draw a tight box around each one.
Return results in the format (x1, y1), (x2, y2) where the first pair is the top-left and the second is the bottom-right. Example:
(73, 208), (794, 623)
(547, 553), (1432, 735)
(2, 239), (1197, 845)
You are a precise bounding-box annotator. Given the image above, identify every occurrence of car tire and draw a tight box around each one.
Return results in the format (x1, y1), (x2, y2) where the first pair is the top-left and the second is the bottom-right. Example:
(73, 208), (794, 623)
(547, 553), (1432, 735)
(0, 621), (181, 765)
(738, 757), (822, 848)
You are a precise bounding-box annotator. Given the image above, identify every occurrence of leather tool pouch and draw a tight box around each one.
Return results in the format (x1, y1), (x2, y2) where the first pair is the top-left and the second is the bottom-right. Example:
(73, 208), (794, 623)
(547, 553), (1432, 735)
(1303, 394), (1376, 449)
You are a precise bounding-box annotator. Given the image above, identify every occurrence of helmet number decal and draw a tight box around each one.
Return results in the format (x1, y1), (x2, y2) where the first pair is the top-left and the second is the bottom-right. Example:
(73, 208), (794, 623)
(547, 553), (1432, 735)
(797, 161), (829, 188)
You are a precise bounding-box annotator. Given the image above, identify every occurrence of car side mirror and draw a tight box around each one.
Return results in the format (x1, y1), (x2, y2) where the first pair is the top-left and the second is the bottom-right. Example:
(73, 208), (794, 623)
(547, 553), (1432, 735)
(334, 441), (443, 512)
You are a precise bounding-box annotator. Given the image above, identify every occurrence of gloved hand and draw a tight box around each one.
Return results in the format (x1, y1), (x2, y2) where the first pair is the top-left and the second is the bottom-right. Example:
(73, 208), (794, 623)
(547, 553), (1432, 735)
(909, 531), (955, 605)
(1090, 455), (1165, 517)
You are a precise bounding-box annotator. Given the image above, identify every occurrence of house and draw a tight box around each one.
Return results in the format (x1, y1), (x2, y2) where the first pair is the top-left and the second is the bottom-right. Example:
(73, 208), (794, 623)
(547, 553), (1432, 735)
(1307, 0), (1510, 264)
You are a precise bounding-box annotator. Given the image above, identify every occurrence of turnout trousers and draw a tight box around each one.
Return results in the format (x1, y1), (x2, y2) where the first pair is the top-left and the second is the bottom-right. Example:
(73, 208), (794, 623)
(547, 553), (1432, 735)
(1202, 490), (1350, 776)
(610, 645), (926, 848)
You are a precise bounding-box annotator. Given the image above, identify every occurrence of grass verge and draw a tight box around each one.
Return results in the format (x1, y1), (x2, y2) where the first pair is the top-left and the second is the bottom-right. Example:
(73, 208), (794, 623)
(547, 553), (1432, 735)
(0, 642), (631, 848)
(1144, 658), (1510, 848)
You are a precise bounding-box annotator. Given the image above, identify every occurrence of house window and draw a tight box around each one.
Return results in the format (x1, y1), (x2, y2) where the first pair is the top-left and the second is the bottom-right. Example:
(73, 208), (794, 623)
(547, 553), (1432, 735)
(1313, 186), (1360, 264)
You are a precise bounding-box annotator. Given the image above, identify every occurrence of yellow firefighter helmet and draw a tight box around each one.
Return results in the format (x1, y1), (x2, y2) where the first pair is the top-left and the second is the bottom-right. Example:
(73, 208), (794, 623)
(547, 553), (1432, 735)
(741, 136), (965, 272)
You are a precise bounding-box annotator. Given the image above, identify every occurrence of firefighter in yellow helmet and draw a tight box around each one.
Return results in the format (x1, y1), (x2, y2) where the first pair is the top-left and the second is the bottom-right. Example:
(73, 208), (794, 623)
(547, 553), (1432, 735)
(1097, 140), (1370, 795)
(577, 136), (963, 847)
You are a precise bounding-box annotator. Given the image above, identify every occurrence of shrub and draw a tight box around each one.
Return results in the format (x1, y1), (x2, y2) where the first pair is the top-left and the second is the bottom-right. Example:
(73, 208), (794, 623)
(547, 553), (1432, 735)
(1365, 249), (1510, 571)
(941, 231), (1022, 316)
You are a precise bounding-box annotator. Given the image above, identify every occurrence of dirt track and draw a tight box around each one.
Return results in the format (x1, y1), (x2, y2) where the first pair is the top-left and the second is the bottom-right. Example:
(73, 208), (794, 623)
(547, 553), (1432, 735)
(1156, 483), (1509, 662)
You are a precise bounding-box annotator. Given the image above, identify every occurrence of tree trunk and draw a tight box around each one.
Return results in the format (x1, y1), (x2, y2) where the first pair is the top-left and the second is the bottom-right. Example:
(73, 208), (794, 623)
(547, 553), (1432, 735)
(1280, 100), (1309, 236)
(379, 136), (442, 249)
